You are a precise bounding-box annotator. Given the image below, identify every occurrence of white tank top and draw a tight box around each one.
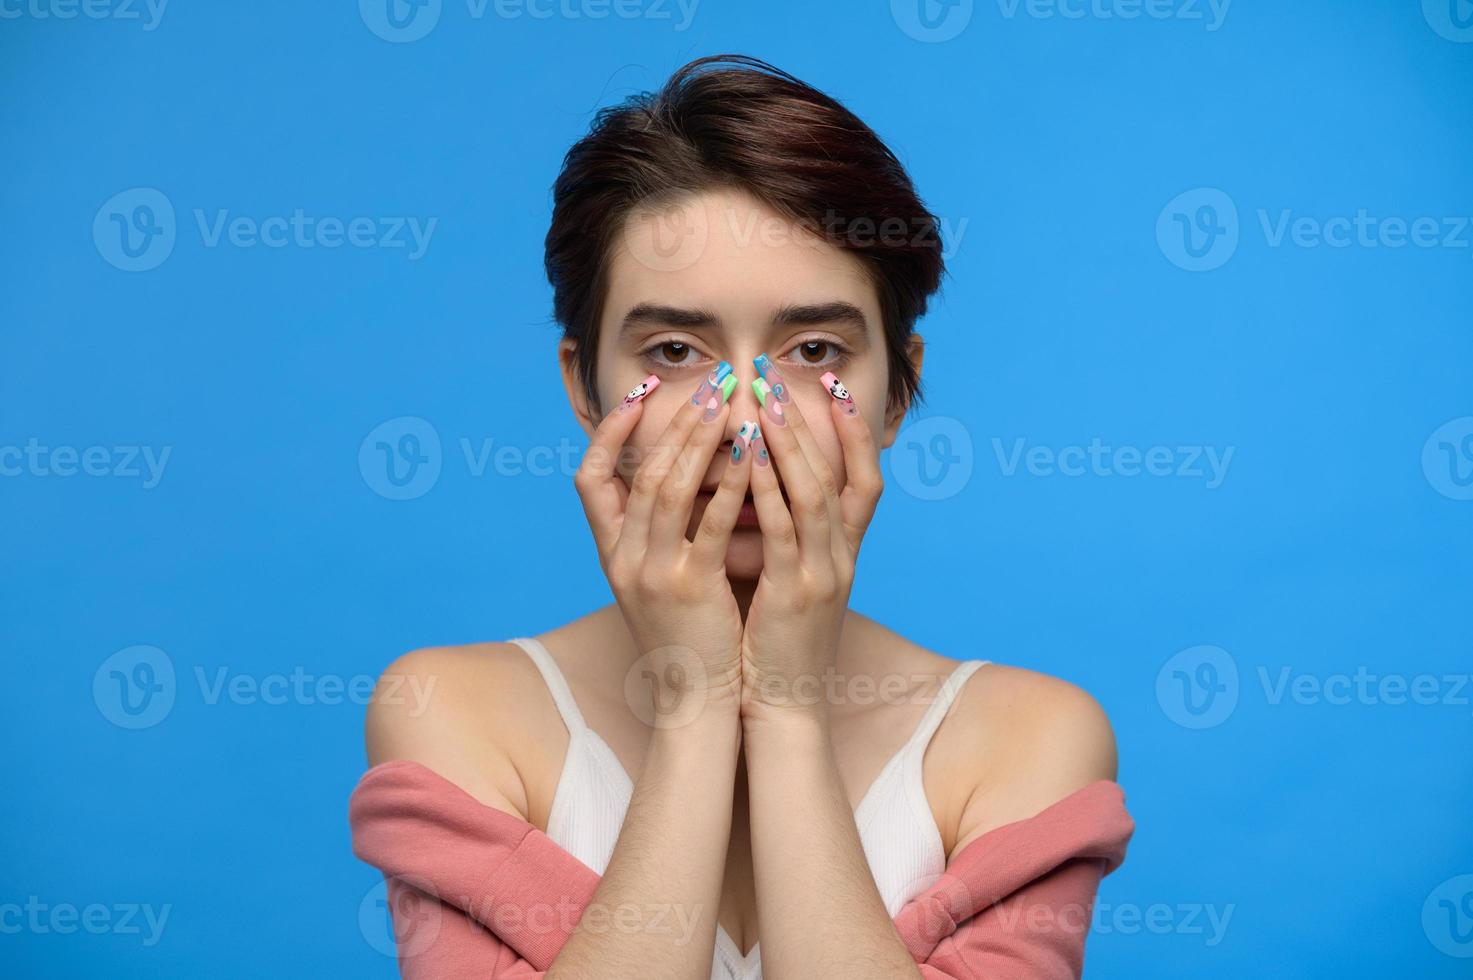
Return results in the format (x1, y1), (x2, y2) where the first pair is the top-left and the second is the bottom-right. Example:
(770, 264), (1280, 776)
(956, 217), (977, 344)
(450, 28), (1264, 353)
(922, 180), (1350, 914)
(507, 636), (988, 980)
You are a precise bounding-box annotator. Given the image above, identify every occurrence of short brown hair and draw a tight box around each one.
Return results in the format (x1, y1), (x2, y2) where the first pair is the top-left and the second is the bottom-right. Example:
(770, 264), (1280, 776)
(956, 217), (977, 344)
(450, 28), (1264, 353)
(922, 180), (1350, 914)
(544, 54), (944, 414)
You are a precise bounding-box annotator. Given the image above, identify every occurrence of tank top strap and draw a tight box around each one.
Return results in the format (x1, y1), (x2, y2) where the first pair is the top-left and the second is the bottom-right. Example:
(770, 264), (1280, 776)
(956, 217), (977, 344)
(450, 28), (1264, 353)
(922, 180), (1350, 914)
(506, 636), (589, 736)
(899, 659), (988, 764)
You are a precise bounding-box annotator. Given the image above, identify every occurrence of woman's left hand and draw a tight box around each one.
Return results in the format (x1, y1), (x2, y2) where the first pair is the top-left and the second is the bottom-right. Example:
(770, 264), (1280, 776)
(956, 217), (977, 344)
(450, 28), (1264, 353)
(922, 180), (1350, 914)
(739, 364), (882, 720)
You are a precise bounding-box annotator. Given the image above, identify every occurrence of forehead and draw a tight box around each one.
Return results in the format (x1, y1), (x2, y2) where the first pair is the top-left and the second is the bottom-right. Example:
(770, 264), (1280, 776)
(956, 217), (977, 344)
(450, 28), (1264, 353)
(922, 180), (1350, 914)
(602, 188), (880, 330)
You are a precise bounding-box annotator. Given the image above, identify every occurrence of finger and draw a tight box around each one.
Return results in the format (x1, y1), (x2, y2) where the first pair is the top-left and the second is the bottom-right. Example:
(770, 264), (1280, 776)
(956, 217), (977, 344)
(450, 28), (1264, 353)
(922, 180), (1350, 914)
(649, 373), (734, 558)
(746, 419), (800, 573)
(620, 368), (720, 550)
(753, 373), (831, 569)
(574, 374), (658, 560)
(690, 417), (757, 570)
(821, 370), (882, 554)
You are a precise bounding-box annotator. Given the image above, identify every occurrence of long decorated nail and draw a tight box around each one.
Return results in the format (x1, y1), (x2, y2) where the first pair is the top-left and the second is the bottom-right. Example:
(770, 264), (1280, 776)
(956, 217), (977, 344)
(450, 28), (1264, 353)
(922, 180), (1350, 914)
(616, 374), (661, 413)
(751, 378), (786, 426)
(705, 372), (738, 423)
(691, 361), (733, 411)
(820, 371), (858, 416)
(732, 419), (758, 462)
(751, 422), (769, 467)
(753, 353), (791, 403)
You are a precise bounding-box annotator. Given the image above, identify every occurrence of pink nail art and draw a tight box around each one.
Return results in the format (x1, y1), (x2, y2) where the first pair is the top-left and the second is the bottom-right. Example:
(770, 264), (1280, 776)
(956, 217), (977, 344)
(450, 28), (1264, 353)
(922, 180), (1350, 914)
(616, 374), (660, 413)
(820, 371), (858, 417)
(703, 395), (720, 423)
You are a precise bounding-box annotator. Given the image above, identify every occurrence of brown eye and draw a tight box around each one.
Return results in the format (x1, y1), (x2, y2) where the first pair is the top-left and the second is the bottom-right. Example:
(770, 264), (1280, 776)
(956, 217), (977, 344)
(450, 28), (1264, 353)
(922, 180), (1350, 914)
(661, 341), (692, 364)
(797, 341), (829, 364)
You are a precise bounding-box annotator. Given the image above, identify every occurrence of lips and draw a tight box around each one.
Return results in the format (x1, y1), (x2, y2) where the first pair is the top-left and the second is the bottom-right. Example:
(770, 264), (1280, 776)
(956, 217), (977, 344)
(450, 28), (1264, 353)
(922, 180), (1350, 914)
(695, 488), (762, 527)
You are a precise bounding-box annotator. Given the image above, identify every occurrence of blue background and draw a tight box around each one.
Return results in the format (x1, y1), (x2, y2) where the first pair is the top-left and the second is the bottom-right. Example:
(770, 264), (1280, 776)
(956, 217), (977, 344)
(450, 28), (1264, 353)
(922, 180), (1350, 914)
(3, 0), (1471, 976)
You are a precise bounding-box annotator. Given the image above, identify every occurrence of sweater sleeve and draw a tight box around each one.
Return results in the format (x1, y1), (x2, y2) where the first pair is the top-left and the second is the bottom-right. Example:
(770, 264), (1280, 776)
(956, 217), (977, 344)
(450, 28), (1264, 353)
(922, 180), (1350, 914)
(912, 857), (1109, 980)
(381, 876), (547, 979)
(893, 780), (1134, 980)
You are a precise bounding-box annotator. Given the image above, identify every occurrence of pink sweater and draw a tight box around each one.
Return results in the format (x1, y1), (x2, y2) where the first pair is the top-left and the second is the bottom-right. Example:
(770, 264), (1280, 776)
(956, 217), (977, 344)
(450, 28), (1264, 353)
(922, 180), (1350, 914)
(350, 760), (1134, 978)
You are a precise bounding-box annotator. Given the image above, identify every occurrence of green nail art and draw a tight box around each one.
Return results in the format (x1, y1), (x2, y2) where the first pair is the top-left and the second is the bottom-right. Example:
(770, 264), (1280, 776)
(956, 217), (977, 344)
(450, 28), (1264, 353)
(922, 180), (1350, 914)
(752, 378), (768, 407)
(720, 373), (738, 403)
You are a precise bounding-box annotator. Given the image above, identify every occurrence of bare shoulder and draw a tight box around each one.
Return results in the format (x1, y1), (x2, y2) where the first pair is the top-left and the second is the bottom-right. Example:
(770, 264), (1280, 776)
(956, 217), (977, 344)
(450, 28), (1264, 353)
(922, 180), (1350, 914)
(363, 640), (568, 822)
(942, 662), (1118, 858)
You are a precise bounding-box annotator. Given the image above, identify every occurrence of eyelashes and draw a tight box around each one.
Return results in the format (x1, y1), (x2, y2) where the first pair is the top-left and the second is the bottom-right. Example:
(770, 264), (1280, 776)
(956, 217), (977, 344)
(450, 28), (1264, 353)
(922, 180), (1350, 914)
(633, 335), (853, 371)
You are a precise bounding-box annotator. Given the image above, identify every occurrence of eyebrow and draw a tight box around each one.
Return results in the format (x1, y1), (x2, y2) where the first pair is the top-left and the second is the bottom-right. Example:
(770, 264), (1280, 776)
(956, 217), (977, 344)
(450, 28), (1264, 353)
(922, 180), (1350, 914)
(620, 301), (869, 335)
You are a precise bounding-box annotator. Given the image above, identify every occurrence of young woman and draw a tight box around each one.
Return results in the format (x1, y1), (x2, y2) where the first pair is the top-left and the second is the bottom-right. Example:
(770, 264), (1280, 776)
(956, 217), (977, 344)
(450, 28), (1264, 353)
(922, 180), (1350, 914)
(353, 55), (1130, 979)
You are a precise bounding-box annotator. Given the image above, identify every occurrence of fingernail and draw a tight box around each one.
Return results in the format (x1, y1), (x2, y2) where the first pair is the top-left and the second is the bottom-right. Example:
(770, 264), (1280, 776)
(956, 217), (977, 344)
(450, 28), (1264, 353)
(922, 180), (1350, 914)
(752, 378), (786, 426)
(753, 353), (790, 403)
(733, 419), (757, 462)
(751, 422), (769, 466)
(821, 371), (858, 417)
(720, 373), (737, 404)
(616, 374), (660, 413)
(691, 361), (733, 409)
(703, 394), (721, 423)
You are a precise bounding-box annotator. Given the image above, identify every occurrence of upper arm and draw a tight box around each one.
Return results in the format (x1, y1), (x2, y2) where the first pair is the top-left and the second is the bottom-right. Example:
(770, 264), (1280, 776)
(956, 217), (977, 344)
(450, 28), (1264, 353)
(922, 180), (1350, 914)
(364, 644), (540, 821)
(945, 666), (1118, 861)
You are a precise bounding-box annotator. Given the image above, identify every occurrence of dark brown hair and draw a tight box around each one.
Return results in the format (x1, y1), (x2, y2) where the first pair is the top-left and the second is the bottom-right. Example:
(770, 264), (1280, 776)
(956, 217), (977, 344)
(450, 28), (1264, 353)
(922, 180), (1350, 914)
(544, 54), (944, 414)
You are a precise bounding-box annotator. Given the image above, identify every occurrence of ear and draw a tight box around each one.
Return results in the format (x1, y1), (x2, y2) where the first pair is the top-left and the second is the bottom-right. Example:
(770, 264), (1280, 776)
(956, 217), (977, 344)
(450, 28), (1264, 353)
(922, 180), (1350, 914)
(559, 337), (601, 439)
(879, 333), (924, 450)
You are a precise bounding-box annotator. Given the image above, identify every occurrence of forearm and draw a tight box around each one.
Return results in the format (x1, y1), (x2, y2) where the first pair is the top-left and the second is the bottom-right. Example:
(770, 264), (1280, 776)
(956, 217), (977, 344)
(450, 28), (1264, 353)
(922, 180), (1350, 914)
(548, 705), (741, 980)
(742, 707), (923, 980)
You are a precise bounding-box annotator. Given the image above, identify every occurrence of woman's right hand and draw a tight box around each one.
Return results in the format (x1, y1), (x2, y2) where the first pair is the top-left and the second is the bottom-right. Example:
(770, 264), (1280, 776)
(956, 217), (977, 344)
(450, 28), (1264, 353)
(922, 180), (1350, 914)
(573, 363), (753, 718)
